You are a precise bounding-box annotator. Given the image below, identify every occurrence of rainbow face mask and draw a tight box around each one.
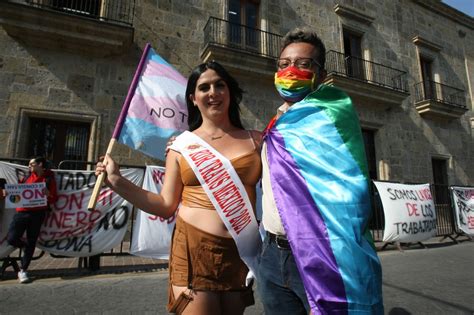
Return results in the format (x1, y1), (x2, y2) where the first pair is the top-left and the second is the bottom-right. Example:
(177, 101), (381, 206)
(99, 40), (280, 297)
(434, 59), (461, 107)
(274, 66), (316, 102)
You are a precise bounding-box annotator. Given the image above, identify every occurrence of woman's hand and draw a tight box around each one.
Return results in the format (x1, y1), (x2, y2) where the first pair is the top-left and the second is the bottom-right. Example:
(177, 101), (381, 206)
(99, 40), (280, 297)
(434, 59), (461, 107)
(95, 154), (121, 187)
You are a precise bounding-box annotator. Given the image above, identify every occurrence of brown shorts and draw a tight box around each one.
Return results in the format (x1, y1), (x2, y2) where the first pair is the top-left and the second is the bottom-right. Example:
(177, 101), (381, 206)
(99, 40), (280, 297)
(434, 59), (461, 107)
(167, 215), (254, 311)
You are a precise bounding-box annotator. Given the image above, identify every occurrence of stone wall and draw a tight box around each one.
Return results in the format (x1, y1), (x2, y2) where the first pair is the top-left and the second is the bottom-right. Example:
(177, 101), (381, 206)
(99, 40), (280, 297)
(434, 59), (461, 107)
(0, 0), (472, 185)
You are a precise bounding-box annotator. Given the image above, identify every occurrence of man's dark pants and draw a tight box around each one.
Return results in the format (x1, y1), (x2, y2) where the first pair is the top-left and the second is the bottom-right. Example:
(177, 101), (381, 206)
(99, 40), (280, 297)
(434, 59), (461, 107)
(257, 233), (310, 315)
(7, 210), (47, 271)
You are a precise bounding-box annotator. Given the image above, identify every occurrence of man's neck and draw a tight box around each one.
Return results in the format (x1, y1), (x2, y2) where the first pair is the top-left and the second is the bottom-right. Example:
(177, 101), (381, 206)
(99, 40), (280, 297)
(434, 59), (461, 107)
(34, 170), (44, 177)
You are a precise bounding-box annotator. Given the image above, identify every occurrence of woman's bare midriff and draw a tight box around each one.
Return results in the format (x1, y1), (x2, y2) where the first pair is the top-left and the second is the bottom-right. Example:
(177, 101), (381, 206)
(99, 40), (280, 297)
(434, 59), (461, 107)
(177, 205), (232, 238)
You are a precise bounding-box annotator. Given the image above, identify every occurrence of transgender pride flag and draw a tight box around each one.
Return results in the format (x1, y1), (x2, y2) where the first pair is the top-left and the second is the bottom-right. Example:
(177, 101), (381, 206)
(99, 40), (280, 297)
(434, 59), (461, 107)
(114, 43), (188, 160)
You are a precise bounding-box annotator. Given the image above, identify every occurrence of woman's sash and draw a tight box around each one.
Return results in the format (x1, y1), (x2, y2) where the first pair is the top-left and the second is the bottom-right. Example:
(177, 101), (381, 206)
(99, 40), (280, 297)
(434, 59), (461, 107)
(171, 131), (261, 279)
(265, 84), (383, 314)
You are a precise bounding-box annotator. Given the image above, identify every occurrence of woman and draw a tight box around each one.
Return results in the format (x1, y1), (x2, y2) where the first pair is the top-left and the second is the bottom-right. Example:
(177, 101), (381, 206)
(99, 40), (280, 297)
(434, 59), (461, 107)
(96, 61), (262, 314)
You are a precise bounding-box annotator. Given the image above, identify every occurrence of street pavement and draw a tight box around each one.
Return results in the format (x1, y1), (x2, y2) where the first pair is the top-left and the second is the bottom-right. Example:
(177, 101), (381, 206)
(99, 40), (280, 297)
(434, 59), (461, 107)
(0, 241), (473, 314)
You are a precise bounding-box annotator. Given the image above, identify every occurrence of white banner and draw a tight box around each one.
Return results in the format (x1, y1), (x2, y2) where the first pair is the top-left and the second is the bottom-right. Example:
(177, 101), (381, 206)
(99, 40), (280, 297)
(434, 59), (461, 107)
(450, 186), (474, 236)
(0, 161), (144, 258)
(5, 183), (47, 208)
(130, 165), (177, 259)
(0, 200), (15, 258)
(373, 181), (437, 243)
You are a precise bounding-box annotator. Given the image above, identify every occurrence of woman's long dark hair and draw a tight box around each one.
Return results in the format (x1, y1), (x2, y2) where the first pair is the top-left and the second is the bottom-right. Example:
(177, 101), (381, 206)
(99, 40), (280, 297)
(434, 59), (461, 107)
(185, 61), (244, 131)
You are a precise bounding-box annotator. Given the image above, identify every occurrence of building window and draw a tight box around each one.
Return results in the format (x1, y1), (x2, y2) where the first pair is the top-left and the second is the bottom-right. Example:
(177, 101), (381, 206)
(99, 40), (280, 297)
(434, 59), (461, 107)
(362, 129), (377, 180)
(432, 158), (449, 204)
(420, 55), (434, 99)
(362, 129), (383, 233)
(27, 118), (90, 167)
(227, 0), (259, 49)
(343, 29), (364, 79)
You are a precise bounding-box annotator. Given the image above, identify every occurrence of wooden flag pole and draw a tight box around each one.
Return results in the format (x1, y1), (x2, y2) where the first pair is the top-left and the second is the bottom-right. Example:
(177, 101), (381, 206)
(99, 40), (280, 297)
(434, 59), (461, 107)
(87, 138), (117, 211)
(87, 44), (151, 211)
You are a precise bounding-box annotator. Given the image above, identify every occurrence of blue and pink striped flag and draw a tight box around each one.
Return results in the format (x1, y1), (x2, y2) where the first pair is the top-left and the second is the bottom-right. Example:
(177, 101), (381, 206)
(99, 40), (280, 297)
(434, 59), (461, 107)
(265, 84), (383, 314)
(114, 44), (188, 160)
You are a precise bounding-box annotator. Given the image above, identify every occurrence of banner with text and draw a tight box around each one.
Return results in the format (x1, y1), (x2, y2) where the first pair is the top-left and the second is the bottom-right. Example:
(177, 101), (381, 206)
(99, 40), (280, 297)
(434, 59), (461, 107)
(373, 181), (437, 242)
(130, 165), (177, 259)
(0, 162), (144, 258)
(450, 186), (474, 236)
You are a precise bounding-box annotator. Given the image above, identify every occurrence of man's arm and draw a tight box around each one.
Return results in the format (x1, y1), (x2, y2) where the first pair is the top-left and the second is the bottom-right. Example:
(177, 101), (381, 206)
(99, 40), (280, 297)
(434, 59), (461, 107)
(45, 173), (58, 205)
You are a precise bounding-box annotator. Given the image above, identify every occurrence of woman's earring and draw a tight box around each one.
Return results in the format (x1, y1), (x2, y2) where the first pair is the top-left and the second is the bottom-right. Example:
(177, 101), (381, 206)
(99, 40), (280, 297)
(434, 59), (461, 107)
(194, 103), (198, 107)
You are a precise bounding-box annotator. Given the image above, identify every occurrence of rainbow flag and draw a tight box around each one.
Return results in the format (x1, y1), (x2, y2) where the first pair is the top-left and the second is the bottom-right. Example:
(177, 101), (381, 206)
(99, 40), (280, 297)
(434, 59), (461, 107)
(265, 84), (383, 314)
(115, 44), (188, 160)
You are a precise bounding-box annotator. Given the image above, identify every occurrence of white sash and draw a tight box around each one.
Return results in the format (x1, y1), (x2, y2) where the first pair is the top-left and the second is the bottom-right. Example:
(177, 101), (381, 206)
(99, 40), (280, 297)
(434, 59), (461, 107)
(171, 131), (261, 279)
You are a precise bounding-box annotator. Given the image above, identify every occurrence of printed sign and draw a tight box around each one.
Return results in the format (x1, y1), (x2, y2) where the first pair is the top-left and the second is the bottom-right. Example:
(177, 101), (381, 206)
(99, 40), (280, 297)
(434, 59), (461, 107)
(130, 165), (177, 259)
(450, 186), (474, 236)
(373, 181), (437, 243)
(5, 183), (47, 208)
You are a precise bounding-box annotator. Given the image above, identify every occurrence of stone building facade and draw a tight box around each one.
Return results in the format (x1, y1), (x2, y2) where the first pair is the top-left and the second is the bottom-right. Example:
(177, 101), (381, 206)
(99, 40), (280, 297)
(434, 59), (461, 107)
(0, 0), (472, 191)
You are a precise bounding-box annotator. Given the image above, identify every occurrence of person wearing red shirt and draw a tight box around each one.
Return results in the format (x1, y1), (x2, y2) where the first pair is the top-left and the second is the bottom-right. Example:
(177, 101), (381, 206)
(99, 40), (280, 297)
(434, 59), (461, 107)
(7, 157), (58, 283)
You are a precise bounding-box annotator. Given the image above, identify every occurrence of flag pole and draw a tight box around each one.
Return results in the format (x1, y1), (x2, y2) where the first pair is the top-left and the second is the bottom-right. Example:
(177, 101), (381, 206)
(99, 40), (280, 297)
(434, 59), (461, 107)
(87, 43), (152, 211)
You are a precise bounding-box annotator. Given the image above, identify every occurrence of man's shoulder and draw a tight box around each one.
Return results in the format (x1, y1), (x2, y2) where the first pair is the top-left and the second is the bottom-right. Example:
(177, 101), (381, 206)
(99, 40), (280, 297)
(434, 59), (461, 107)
(318, 84), (349, 98)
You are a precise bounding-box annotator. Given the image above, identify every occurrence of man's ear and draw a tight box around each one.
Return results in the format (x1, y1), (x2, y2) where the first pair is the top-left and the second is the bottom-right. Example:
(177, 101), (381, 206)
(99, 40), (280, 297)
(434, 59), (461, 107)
(319, 69), (327, 82)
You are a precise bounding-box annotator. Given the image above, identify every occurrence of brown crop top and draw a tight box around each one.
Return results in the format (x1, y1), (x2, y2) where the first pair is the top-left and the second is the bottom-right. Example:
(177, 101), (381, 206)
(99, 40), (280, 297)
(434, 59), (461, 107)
(179, 132), (262, 210)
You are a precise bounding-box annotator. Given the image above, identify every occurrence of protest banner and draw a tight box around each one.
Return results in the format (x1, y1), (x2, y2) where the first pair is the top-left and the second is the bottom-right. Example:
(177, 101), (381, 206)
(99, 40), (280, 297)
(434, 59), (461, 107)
(0, 161), (144, 258)
(373, 181), (437, 243)
(130, 165), (177, 259)
(0, 200), (15, 258)
(4, 183), (47, 208)
(450, 186), (474, 236)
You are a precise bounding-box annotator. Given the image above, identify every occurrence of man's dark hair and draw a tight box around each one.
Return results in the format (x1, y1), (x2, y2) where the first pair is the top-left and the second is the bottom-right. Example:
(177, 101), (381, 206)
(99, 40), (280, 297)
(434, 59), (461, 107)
(32, 157), (48, 169)
(281, 27), (326, 70)
(185, 61), (244, 131)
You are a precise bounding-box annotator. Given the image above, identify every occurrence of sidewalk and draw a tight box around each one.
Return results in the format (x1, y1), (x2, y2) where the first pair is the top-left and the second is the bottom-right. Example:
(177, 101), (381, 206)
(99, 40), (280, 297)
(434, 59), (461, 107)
(0, 239), (472, 314)
(1, 236), (471, 281)
(1, 244), (169, 281)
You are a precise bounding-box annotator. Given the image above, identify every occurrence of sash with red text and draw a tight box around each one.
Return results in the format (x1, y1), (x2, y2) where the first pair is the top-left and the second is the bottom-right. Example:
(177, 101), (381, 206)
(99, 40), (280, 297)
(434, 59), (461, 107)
(171, 131), (261, 278)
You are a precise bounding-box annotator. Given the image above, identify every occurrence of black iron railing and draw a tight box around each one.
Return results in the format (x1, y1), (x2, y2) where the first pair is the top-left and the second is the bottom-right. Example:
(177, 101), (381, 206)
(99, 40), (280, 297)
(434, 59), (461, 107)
(19, 0), (135, 26)
(203, 17), (282, 58)
(326, 50), (408, 92)
(414, 80), (466, 108)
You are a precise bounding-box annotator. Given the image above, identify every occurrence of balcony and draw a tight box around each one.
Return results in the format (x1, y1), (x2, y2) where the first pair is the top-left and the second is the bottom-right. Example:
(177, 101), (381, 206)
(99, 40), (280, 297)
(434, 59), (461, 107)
(201, 17), (282, 77)
(323, 50), (409, 107)
(0, 0), (135, 56)
(414, 81), (468, 120)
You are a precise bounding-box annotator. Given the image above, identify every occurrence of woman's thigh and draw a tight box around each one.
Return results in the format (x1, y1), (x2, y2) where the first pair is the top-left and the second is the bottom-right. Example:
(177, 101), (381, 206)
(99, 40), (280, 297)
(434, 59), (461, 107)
(220, 291), (246, 315)
(172, 285), (221, 315)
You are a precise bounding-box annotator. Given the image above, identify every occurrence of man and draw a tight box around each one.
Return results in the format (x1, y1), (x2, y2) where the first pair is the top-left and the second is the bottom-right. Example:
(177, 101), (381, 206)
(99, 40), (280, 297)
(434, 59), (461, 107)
(7, 157), (57, 283)
(258, 28), (383, 314)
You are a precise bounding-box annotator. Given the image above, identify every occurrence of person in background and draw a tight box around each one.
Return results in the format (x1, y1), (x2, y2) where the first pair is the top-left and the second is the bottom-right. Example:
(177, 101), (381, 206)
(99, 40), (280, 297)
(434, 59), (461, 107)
(7, 157), (58, 283)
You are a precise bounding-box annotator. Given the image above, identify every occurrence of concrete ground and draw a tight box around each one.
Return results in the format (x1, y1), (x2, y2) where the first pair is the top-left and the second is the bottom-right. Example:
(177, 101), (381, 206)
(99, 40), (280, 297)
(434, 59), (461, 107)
(0, 238), (473, 314)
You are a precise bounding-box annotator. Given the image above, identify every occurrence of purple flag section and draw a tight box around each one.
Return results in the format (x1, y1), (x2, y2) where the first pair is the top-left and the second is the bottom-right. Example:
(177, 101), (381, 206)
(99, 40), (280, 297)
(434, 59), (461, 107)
(114, 43), (188, 160)
(266, 129), (348, 313)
